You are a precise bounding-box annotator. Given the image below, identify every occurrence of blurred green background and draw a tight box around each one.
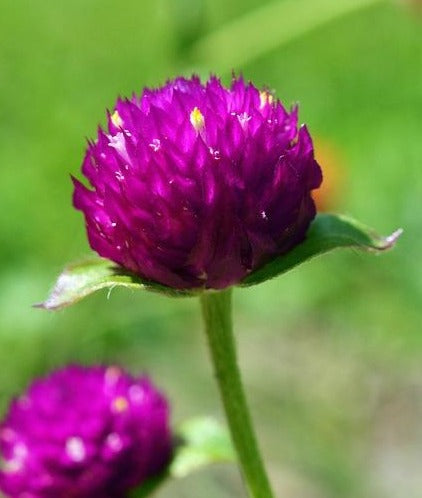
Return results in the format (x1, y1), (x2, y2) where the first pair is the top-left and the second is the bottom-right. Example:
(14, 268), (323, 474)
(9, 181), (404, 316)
(1, 0), (421, 496)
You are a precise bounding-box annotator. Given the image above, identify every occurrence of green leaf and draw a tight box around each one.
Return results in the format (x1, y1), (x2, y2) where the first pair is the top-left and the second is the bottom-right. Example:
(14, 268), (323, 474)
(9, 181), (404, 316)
(131, 417), (235, 497)
(240, 213), (402, 287)
(170, 416), (236, 478)
(35, 258), (197, 310)
(36, 214), (401, 310)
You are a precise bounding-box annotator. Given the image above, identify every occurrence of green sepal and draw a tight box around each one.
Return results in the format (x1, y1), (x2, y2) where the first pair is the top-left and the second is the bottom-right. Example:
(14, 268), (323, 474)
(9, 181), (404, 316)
(37, 214), (401, 310)
(36, 258), (198, 310)
(240, 213), (402, 287)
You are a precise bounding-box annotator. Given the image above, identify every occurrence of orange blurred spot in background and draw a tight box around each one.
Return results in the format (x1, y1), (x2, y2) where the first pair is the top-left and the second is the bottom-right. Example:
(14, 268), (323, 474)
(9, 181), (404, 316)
(404, 0), (422, 15)
(312, 138), (346, 212)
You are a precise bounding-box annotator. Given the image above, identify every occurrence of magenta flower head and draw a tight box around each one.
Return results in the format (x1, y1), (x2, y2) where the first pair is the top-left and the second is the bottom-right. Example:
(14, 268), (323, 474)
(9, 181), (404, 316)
(0, 365), (172, 497)
(73, 76), (322, 289)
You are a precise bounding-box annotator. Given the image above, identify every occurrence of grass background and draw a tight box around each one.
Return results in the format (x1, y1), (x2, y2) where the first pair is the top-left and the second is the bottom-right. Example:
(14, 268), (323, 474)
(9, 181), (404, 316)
(0, 0), (421, 496)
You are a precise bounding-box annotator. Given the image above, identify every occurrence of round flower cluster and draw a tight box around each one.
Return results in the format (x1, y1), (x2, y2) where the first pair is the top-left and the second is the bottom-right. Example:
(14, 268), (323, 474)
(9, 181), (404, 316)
(0, 365), (172, 497)
(73, 76), (322, 289)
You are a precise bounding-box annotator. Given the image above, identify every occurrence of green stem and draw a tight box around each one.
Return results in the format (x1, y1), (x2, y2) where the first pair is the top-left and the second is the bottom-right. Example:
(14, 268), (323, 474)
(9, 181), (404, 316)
(200, 289), (274, 498)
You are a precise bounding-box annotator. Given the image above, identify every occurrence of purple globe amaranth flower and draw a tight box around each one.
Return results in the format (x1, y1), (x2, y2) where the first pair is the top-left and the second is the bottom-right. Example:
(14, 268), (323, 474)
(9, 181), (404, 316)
(0, 365), (172, 498)
(73, 76), (322, 289)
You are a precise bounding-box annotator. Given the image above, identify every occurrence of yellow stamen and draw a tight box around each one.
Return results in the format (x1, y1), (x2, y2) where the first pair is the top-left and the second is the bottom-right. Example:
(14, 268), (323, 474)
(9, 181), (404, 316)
(111, 110), (123, 128)
(112, 396), (129, 413)
(190, 107), (205, 132)
(259, 91), (274, 109)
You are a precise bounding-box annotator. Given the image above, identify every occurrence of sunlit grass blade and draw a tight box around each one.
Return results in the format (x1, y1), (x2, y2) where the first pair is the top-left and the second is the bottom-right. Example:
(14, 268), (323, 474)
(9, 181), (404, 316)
(191, 0), (386, 72)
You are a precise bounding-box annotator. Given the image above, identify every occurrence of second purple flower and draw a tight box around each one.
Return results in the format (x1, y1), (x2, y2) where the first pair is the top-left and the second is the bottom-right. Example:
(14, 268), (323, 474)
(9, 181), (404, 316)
(0, 365), (172, 497)
(73, 76), (322, 289)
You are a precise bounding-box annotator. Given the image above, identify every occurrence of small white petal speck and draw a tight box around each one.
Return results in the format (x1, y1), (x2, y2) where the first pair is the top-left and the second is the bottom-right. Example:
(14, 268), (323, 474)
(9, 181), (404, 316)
(13, 442), (28, 460)
(0, 442), (27, 473)
(106, 432), (123, 452)
(237, 112), (251, 129)
(129, 384), (145, 403)
(149, 138), (161, 152)
(0, 428), (16, 442)
(108, 133), (130, 163)
(105, 366), (121, 385)
(209, 148), (221, 160)
(66, 437), (86, 462)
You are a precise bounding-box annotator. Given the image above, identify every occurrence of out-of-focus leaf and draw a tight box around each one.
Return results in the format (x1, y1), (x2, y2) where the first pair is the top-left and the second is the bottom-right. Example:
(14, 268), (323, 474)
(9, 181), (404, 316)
(241, 213), (402, 287)
(131, 417), (235, 497)
(170, 416), (235, 478)
(36, 258), (196, 310)
(191, 0), (385, 73)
